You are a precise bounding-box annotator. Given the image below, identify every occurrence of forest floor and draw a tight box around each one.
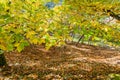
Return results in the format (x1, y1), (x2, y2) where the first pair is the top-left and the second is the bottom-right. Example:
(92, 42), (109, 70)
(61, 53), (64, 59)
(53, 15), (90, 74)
(0, 43), (120, 80)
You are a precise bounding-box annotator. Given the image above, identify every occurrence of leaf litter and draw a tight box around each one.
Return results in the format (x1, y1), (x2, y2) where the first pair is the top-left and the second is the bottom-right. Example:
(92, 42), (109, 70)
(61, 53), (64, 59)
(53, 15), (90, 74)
(0, 43), (120, 80)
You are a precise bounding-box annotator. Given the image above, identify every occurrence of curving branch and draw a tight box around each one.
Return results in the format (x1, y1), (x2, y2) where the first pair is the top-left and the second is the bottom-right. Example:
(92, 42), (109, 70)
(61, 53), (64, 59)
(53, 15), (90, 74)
(107, 10), (120, 21)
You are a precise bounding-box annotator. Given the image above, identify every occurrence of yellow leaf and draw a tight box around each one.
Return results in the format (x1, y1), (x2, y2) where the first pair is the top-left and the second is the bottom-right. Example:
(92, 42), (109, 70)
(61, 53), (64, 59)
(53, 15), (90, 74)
(0, 44), (6, 50)
(104, 28), (108, 32)
(31, 38), (38, 44)
(38, 39), (45, 44)
(14, 43), (20, 47)
(26, 31), (36, 38)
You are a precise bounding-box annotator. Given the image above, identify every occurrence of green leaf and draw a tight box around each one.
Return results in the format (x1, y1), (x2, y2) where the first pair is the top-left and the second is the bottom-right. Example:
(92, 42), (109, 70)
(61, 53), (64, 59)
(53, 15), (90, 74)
(7, 44), (14, 51)
(0, 50), (4, 54)
(16, 40), (29, 52)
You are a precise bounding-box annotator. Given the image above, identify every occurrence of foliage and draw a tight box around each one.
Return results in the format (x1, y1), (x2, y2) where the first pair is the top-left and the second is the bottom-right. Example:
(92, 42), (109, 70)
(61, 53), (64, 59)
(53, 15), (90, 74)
(0, 0), (67, 52)
(108, 74), (120, 80)
(65, 0), (120, 46)
(0, 0), (120, 52)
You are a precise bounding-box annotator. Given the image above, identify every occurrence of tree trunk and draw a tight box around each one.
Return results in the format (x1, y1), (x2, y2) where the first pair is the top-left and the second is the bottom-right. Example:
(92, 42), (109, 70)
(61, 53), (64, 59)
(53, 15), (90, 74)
(0, 53), (7, 67)
(76, 34), (84, 46)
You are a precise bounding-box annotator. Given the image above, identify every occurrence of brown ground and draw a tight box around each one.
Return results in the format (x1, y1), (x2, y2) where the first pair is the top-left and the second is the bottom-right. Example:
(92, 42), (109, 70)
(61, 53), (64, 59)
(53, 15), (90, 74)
(0, 43), (120, 80)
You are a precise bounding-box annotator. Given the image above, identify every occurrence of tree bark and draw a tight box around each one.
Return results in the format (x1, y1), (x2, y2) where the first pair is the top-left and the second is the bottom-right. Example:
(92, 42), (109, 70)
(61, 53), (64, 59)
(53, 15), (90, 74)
(76, 34), (84, 46)
(0, 53), (7, 67)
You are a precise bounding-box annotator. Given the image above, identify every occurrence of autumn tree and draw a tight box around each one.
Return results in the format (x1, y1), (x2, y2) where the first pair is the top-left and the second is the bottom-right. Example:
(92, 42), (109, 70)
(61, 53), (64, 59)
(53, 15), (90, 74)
(0, 0), (120, 66)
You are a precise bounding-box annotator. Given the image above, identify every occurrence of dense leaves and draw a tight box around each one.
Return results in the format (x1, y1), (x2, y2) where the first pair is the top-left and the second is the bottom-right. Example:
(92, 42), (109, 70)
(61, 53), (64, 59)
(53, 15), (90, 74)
(0, 0), (120, 52)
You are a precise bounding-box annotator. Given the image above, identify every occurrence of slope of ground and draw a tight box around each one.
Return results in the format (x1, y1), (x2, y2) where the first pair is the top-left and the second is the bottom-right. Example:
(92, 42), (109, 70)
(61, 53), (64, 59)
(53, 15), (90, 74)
(0, 43), (120, 80)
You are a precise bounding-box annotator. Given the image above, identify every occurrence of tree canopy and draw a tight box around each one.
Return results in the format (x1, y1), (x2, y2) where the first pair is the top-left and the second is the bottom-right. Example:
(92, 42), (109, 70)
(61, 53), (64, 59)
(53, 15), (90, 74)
(0, 0), (120, 52)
